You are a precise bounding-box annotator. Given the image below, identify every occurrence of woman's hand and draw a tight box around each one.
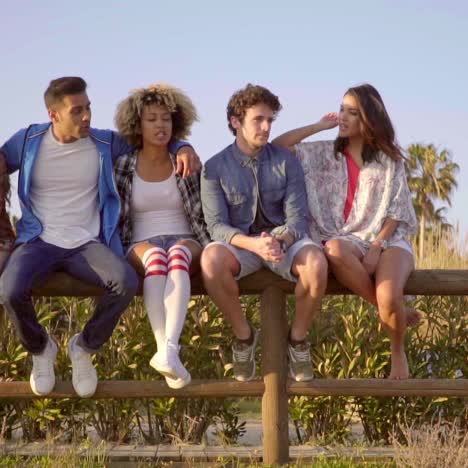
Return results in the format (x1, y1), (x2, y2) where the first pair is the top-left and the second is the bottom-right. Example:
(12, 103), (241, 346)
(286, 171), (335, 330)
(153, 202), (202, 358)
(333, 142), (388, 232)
(362, 245), (382, 275)
(318, 112), (339, 130)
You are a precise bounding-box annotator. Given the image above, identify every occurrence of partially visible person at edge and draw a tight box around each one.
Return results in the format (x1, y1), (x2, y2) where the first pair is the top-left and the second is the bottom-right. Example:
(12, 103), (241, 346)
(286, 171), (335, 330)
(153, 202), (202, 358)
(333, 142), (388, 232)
(0, 156), (15, 273)
(201, 84), (328, 383)
(0, 76), (200, 398)
(113, 83), (210, 389)
(273, 83), (418, 379)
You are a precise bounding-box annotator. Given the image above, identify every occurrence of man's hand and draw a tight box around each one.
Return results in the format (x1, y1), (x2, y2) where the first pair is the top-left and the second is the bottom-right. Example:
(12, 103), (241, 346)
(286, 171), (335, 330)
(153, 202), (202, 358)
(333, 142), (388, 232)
(272, 231), (294, 251)
(254, 232), (285, 263)
(362, 245), (381, 275)
(175, 146), (202, 178)
(318, 112), (339, 131)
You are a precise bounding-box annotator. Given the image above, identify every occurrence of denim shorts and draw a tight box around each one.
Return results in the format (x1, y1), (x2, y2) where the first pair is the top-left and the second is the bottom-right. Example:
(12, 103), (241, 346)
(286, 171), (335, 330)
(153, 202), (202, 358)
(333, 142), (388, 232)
(204, 236), (321, 282)
(127, 234), (200, 256)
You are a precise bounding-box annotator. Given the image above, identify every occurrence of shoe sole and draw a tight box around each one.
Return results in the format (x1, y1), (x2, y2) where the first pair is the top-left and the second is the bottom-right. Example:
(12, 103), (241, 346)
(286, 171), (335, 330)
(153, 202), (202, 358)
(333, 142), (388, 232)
(73, 385), (97, 398)
(165, 373), (192, 389)
(288, 368), (314, 382)
(150, 356), (185, 380)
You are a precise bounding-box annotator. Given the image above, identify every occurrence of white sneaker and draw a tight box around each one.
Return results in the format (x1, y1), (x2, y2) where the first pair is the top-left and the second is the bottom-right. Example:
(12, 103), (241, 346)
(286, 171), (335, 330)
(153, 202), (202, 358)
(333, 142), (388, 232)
(30, 336), (58, 396)
(68, 334), (98, 398)
(150, 340), (191, 384)
(164, 373), (191, 389)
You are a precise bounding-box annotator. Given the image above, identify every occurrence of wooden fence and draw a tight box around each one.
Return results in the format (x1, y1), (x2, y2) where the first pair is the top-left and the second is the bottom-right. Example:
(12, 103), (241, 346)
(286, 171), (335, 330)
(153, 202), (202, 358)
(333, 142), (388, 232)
(1, 269), (467, 464)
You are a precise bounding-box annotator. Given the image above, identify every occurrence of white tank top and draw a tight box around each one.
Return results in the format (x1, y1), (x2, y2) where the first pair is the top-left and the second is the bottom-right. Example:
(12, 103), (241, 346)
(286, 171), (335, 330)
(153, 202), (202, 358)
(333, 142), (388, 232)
(131, 170), (193, 242)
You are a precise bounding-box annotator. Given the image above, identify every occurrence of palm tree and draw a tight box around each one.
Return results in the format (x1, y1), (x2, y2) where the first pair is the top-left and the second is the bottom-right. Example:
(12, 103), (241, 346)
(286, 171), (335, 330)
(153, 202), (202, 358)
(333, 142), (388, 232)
(406, 144), (459, 259)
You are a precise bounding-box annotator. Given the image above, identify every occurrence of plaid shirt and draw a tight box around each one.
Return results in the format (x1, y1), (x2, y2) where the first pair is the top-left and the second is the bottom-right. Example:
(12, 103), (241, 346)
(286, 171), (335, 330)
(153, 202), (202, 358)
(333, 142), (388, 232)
(114, 150), (211, 251)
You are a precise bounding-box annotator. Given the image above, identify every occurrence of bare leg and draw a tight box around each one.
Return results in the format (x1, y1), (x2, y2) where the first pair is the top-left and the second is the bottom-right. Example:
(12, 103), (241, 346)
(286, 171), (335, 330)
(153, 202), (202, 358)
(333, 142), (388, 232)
(290, 246), (328, 341)
(325, 239), (420, 326)
(324, 239), (376, 303)
(201, 245), (250, 340)
(375, 247), (414, 379)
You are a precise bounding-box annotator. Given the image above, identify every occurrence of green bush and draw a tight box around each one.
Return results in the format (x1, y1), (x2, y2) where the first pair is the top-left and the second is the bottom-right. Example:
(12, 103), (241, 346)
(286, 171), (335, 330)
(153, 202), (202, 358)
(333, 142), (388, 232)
(0, 296), (245, 444)
(288, 294), (467, 444)
(0, 291), (466, 445)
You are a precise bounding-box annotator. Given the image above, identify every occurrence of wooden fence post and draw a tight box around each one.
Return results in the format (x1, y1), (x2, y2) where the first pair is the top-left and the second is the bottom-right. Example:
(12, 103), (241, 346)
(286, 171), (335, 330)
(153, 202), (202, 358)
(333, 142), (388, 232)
(261, 286), (289, 465)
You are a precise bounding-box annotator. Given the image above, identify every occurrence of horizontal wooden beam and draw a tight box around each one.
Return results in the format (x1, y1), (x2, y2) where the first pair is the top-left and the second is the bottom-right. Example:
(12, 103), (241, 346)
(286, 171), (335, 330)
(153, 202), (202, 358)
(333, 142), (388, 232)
(0, 379), (466, 399)
(31, 269), (468, 297)
(288, 378), (468, 397)
(0, 380), (264, 399)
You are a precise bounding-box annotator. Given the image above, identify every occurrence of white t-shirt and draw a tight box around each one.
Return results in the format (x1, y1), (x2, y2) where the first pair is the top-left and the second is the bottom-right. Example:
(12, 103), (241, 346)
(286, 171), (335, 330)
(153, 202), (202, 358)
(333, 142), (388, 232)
(131, 170), (192, 242)
(29, 128), (100, 249)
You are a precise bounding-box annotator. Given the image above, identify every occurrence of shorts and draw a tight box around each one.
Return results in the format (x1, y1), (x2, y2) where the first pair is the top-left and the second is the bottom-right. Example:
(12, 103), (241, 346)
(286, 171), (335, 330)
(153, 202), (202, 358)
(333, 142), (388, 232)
(127, 234), (200, 257)
(204, 236), (321, 282)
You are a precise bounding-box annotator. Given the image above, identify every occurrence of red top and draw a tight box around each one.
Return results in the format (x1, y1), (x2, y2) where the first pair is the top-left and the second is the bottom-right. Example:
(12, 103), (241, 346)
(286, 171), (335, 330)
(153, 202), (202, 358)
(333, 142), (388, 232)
(343, 149), (360, 222)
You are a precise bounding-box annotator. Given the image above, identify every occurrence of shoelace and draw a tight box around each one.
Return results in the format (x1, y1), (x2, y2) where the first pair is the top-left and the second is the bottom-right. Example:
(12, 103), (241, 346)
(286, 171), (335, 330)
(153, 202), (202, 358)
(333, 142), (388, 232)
(33, 355), (52, 377)
(73, 351), (93, 377)
(291, 347), (310, 362)
(233, 344), (252, 362)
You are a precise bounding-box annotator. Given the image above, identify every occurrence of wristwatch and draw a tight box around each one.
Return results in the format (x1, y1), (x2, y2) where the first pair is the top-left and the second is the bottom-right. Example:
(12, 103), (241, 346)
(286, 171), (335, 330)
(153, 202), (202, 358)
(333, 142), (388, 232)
(372, 238), (388, 250)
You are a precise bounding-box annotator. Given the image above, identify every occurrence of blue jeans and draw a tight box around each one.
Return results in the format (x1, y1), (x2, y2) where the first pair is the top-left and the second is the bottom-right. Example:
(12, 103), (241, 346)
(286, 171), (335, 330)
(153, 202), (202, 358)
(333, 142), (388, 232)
(0, 239), (138, 354)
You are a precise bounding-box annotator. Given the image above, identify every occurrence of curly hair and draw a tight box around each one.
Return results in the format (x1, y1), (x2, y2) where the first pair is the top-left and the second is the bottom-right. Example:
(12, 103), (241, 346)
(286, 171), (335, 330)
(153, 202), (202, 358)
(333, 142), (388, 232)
(114, 83), (198, 147)
(226, 84), (282, 135)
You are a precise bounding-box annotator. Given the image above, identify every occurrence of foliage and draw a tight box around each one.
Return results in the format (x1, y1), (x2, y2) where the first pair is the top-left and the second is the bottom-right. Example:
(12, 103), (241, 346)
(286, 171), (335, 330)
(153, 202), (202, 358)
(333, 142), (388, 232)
(0, 296), (245, 444)
(406, 143), (459, 259)
(0, 231), (466, 446)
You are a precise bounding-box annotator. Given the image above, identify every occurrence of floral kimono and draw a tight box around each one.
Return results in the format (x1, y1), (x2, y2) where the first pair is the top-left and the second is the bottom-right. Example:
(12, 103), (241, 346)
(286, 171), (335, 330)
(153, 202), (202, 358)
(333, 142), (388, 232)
(295, 140), (417, 252)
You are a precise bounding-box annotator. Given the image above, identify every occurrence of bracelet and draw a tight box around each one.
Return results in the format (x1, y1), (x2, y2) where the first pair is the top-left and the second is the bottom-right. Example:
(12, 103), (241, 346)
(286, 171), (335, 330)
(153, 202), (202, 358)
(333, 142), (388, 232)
(278, 239), (288, 253)
(372, 239), (388, 250)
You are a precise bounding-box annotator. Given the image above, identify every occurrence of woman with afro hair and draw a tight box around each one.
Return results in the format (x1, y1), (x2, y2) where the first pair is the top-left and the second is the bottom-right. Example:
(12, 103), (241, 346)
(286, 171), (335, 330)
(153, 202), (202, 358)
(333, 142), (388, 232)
(114, 84), (210, 389)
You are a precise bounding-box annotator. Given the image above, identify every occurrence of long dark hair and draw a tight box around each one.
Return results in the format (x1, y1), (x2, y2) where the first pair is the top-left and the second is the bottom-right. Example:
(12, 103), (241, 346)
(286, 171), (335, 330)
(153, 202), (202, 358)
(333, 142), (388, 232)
(334, 84), (403, 162)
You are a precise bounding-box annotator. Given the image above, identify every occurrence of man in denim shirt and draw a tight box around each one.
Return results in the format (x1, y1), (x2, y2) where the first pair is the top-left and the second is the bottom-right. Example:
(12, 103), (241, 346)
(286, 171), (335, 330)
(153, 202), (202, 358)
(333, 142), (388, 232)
(201, 84), (327, 382)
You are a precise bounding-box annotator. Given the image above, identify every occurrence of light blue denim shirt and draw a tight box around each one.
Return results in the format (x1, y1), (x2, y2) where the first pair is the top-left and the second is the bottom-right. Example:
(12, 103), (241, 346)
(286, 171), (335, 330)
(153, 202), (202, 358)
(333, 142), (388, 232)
(201, 142), (309, 244)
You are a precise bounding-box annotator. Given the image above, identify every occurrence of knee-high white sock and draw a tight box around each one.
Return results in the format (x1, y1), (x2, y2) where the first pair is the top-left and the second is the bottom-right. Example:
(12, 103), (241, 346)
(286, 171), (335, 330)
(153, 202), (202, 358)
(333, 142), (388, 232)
(142, 247), (168, 350)
(164, 245), (192, 345)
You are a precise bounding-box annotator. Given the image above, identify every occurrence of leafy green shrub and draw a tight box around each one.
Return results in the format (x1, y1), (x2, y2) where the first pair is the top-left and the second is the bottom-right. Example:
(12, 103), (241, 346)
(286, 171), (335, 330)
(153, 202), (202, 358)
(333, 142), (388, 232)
(289, 294), (467, 444)
(0, 296), (245, 444)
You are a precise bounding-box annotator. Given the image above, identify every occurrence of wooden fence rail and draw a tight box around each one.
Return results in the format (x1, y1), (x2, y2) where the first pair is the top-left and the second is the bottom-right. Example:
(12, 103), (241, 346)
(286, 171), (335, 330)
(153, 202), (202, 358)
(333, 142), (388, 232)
(1, 269), (468, 464)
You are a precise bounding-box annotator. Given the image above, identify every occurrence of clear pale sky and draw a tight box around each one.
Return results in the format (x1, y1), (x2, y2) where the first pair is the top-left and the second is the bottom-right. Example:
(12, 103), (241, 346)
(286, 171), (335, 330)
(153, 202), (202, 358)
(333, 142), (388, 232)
(1, 1), (467, 231)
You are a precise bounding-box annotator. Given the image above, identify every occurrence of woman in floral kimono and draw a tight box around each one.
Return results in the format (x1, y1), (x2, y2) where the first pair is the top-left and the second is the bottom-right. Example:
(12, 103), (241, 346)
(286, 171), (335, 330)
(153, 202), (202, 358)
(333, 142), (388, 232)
(273, 83), (417, 379)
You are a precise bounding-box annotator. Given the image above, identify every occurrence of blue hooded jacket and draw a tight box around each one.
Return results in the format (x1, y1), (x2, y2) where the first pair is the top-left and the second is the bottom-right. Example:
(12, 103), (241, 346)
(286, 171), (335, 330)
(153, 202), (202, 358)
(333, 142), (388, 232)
(1, 123), (132, 255)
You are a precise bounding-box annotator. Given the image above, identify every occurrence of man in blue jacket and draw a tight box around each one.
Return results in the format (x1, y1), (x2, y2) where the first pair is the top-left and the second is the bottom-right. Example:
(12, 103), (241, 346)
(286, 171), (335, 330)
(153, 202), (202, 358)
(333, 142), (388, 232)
(200, 84), (328, 383)
(0, 76), (198, 397)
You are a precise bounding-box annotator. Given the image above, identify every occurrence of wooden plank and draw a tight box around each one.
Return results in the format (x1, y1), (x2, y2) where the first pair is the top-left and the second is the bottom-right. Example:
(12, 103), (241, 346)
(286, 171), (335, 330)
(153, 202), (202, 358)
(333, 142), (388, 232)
(288, 378), (468, 397)
(31, 269), (468, 297)
(0, 379), (264, 399)
(261, 286), (289, 465)
(0, 379), (466, 399)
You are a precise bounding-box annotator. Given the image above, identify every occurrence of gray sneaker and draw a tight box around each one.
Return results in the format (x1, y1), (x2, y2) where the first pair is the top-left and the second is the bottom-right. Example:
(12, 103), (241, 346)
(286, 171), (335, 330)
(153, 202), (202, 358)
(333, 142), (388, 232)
(232, 328), (259, 382)
(288, 342), (314, 381)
